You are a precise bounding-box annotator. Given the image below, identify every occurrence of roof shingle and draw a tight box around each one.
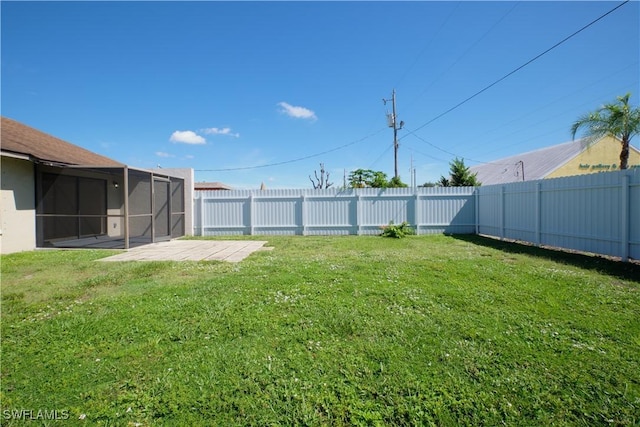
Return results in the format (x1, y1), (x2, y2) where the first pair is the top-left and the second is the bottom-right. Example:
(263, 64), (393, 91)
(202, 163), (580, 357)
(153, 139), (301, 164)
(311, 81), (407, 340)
(194, 182), (233, 190)
(1, 116), (123, 167)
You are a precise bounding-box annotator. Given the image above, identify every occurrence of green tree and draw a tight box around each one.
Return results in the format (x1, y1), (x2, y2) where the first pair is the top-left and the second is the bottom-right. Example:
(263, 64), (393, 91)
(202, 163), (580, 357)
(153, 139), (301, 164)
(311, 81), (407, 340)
(348, 169), (372, 188)
(571, 93), (640, 170)
(388, 176), (408, 188)
(438, 158), (480, 187)
(419, 181), (437, 188)
(371, 171), (389, 188)
(348, 169), (389, 188)
(437, 176), (451, 187)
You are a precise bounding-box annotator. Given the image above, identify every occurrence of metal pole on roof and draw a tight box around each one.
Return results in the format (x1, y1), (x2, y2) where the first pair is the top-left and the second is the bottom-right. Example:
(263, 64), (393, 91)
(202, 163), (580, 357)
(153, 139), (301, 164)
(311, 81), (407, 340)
(516, 160), (525, 181)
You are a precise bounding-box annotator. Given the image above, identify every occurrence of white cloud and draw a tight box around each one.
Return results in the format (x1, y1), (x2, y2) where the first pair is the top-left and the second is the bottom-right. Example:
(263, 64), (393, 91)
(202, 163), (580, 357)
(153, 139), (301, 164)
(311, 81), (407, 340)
(201, 127), (240, 138)
(277, 102), (317, 120)
(156, 151), (174, 158)
(169, 130), (206, 145)
(184, 154), (195, 160)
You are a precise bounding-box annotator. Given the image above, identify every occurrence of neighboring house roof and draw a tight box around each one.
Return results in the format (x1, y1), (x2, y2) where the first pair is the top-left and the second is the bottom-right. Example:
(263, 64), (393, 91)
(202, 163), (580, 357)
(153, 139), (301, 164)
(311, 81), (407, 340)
(470, 137), (602, 185)
(194, 181), (233, 190)
(1, 116), (123, 167)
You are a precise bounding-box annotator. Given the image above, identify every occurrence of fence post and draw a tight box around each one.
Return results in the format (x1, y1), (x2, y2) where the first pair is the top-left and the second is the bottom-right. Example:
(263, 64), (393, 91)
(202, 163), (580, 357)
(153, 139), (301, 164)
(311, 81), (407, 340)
(621, 174), (629, 262)
(414, 191), (420, 235)
(500, 186), (506, 239)
(248, 194), (254, 235)
(535, 182), (541, 246)
(356, 193), (362, 235)
(198, 192), (204, 236)
(301, 194), (306, 236)
(474, 188), (479, 235)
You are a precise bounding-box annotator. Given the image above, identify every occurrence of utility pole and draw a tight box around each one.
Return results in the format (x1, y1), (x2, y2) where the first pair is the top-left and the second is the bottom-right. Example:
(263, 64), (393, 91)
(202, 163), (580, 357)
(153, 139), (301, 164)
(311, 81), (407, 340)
(383, 89), (403, 179)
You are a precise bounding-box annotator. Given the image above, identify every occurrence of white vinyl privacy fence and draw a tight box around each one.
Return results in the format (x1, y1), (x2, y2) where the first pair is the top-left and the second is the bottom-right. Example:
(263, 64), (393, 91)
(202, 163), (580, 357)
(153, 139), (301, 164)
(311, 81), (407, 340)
(194, 169), (639, 261)
(476, 169), (640, 261)
(195, 187), (476, 236)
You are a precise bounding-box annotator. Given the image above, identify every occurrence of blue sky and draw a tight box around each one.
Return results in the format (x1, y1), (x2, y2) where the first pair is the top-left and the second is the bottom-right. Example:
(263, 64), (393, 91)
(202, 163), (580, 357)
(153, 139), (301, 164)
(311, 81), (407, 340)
(2, 1), (638, 189)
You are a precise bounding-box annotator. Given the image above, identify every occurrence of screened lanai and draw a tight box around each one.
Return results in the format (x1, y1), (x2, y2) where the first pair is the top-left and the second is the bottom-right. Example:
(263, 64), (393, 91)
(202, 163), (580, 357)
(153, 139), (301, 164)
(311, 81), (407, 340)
(36, 164), (185, 249)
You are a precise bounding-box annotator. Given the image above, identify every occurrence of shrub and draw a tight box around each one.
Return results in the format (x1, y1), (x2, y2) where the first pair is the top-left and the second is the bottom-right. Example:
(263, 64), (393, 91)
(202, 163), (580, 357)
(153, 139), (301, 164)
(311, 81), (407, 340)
(380, 221), (414, 238)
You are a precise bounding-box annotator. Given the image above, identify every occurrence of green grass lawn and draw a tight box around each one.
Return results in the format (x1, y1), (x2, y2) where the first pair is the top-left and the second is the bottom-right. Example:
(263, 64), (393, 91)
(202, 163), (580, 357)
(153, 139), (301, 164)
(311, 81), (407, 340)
(1, 235), (639, 426)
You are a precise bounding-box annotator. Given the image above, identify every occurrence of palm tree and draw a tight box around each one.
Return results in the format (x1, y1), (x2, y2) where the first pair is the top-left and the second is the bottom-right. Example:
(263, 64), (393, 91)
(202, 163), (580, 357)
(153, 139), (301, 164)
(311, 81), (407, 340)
(571, 93), (640, 170)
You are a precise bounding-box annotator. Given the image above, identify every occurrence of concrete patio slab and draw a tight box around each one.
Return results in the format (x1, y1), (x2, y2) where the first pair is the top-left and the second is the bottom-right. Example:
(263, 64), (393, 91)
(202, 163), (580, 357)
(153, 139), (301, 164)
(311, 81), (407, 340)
(98, 240), (272, 262)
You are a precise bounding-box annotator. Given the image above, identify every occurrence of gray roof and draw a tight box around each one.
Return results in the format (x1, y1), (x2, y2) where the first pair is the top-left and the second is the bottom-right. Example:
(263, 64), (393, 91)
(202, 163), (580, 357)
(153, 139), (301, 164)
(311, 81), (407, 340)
(469, 137), (599, 185)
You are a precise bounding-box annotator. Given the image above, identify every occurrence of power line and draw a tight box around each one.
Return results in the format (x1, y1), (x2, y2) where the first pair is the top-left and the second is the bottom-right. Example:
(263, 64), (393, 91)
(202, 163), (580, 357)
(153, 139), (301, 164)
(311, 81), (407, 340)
(467, 63), (639, 146)
(198, 1), (630, 176)
(393, 1), (461, 91)
(368, 143), (394, 169)
(405, 128), (511, 166)
(400, 0), (630, 141)
(403, 127), (458, 158)
(474, 80), (639, 158)
(405, 1), (519, 110)
(196, 127), (386, 172)
(404, 144), (448, 163)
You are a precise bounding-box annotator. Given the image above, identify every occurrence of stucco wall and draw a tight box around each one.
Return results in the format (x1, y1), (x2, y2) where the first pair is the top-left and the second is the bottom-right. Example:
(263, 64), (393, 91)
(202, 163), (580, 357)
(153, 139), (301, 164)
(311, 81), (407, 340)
(1, 156), (36, 254)
(547, 136), (640, 178)
(153, 168), (194, 236)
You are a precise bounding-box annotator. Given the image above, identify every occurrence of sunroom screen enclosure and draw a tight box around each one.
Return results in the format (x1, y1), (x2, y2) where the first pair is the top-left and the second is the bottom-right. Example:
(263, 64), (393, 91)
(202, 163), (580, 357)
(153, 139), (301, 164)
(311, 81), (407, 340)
(36, 164), (185, 249)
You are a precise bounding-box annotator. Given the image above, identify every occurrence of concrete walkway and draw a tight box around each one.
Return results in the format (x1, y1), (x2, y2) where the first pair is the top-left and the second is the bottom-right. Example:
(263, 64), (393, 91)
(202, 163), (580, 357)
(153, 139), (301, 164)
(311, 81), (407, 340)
(99, 240), (271, 262)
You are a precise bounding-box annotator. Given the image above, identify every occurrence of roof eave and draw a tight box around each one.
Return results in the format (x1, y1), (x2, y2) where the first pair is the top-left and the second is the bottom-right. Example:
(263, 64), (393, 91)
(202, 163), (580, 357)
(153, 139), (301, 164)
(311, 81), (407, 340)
(1, 150), (32, 161)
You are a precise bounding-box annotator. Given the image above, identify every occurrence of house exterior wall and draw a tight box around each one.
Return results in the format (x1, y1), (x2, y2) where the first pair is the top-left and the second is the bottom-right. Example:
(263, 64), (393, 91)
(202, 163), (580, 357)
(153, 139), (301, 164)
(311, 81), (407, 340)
(1, 156), (36, 254)
(547, 136), (640, 178)
(107, 175), (124, 238)
(108, 174), (124, 238)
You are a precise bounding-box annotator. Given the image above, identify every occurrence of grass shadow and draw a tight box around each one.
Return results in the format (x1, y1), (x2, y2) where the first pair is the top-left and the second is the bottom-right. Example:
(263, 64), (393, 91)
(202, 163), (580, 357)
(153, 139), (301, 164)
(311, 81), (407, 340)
(451, 234), (640, 284)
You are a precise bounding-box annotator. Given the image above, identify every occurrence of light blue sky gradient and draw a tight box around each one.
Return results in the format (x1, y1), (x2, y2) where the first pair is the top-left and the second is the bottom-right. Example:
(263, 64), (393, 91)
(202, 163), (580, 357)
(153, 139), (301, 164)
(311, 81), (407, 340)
(2, 1), (638, 188)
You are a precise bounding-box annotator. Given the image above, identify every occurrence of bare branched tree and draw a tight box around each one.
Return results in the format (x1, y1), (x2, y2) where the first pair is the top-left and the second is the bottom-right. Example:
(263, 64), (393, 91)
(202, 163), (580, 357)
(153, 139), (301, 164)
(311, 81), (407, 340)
(309, 163), (333, 189)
